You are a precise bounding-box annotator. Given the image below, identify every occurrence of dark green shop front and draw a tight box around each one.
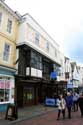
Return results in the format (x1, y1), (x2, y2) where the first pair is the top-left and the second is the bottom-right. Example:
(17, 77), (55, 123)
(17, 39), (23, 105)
(15, 76), (67, 107)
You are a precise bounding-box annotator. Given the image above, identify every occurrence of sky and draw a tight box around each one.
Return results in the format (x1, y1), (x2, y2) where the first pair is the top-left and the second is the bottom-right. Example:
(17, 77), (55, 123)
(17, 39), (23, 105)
(5, 0), (83, 65)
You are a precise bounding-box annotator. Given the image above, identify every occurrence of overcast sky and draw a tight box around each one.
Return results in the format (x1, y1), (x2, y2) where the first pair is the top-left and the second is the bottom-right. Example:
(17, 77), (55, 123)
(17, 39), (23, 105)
(5, 0), (83, 65)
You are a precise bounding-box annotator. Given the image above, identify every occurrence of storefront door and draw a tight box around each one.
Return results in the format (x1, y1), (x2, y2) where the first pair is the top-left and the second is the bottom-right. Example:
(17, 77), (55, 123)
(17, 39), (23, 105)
(23, 87), (34, 106)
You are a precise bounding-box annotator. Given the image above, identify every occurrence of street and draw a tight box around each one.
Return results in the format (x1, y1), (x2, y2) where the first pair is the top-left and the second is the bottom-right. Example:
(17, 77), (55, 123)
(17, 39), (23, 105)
(10, 109), (83, 125)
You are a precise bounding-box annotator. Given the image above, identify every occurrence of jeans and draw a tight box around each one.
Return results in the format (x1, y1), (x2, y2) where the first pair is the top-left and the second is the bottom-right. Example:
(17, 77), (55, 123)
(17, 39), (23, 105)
(57, 109), (65, 119)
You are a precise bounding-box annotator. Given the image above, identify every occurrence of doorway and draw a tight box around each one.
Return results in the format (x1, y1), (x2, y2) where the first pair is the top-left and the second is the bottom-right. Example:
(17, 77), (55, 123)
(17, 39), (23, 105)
(23, 87), (34, 106)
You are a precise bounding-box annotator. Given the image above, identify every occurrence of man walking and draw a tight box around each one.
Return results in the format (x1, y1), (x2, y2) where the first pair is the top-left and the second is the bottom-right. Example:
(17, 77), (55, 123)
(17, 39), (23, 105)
(66, 92), (73, 119)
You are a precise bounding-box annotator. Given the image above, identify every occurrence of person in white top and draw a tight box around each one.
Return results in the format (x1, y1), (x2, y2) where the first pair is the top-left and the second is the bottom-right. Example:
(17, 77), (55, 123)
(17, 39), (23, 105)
(57, 95), (66, 120)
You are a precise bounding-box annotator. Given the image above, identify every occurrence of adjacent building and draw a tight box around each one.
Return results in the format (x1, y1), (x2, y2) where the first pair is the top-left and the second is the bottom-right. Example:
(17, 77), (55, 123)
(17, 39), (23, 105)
(0, 0), (20, 110)
(77, 66), (83, 92)
(70, 62), (79, 90)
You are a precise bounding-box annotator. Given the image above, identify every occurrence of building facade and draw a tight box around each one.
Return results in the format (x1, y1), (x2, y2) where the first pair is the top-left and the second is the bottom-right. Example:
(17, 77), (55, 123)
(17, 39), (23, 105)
(70, 62), (79, 91)
(0, 1), (20, 110)
(15, 14), (63, 107)
(77, 66), (83, 92)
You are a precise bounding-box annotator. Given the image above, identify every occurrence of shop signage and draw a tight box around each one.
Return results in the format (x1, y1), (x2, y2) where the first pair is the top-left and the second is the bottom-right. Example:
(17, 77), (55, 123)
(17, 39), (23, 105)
(45, 98), (56, 106)
(50, 72), (57, 79)
(5, 104), (18, 120)
(67, 84), (73, 88)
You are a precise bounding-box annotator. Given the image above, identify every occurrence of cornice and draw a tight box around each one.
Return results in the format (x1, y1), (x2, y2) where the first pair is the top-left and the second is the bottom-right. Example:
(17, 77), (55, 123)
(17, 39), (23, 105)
(0, 32), (16, 45)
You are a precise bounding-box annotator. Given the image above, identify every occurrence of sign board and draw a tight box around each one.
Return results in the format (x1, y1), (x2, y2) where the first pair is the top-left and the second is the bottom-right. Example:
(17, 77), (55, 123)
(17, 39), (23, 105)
(50, 72), (57, 79)
(45, 98), (56, 106)
(67, 84), (73, 89)
(5, 104), (18, 120)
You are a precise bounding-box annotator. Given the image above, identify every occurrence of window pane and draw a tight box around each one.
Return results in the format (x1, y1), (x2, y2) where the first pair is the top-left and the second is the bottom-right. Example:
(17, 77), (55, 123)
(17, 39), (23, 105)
(46, 41), (49, 52)
(31, 51), (42, 69)
(35, 32), (40, 46)
(0, 12), (2, 25)
(0, 79), (10, 102)
(3, 43), (10, 62)
(7, 19), (12, 33)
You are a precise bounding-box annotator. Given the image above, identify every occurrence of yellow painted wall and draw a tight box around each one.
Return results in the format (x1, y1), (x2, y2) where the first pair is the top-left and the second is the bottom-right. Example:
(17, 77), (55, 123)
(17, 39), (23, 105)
(0, 5), (19, 69)
(0, 35), (16, 68)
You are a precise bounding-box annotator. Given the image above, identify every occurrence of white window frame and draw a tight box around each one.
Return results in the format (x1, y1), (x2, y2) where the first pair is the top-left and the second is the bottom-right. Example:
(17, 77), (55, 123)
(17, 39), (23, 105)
(7, 18), (12, 34)
(3, 43), (11, 63)
(0, 75), (14, 104)
(35, 32), (40, 46)
(46, 41), (49, 52)
(0, 12), (2, 27)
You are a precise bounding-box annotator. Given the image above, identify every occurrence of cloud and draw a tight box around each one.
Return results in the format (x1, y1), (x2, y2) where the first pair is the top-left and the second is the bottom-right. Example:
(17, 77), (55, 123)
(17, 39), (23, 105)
(6, 0), (83, 64)
(64, 31), (83, 63)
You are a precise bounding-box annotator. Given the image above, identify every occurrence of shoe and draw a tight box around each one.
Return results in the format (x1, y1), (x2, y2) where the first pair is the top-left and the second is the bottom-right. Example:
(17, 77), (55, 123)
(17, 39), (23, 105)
(56, 118), (59, 120)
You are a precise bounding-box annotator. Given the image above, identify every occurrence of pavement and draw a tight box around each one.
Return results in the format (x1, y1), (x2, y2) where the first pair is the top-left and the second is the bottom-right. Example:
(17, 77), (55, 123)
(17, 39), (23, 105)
(8, 108), (83, 125)
(0, 105), (83, 125)
(0, 104), (57, 125)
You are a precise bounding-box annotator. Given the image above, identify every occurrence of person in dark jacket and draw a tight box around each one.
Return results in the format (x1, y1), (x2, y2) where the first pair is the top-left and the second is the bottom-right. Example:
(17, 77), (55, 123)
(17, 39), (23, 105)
(66, 92), (73, 119)
(78, 93), (83, 117)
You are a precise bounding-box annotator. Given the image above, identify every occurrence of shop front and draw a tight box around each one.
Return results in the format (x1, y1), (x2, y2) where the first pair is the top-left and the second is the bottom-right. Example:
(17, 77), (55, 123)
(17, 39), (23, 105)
(0, 66), (15, 111)
(15, 76), (41, 107)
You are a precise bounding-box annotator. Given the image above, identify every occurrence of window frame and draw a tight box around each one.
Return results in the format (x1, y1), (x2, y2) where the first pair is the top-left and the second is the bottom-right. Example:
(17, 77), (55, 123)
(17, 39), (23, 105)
(7, 18), (12, 34)
(0, 77), (10, 102)
(0, 12), (2, 27)
(45, 41), (49, 52)
(3, 43), (11, 62)
(35, 32), (40, 46)
(31, 51), (42, 70)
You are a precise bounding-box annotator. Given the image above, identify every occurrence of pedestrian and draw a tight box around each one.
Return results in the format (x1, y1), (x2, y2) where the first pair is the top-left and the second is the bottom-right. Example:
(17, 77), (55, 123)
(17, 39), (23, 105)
(65, 92), (73, 119)
(78, 93), (83, 117)
(57, 95), (66, 120)
(73, 92), (79, 112)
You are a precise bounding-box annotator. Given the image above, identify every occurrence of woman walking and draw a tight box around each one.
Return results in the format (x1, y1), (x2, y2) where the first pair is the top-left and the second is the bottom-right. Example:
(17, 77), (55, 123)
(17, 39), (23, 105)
(57, 95), (66, 120)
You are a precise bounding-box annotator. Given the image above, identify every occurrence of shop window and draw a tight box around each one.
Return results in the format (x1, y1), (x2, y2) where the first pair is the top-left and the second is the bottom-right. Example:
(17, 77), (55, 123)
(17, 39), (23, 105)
(0, 78), (10, 102)
(7, 18), (12, 33)
(3, 43), (10, 62)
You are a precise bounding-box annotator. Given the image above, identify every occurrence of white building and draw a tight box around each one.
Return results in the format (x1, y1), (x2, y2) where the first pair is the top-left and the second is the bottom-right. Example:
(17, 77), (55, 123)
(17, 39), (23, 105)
(15, 13), (62, 106)
(58, 52), (65, 81)
(77, 66), (83, 86)
(71, 62), (79, 89)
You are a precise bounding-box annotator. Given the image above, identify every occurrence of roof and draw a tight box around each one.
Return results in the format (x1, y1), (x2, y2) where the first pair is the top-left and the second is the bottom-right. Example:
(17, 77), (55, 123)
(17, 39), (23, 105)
(0, 0), (22, 20)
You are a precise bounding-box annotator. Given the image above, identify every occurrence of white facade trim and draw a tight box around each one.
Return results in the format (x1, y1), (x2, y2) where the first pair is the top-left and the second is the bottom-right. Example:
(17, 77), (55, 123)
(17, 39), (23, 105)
(17, 41), (60, 65)
(22, 14), (59, 48)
